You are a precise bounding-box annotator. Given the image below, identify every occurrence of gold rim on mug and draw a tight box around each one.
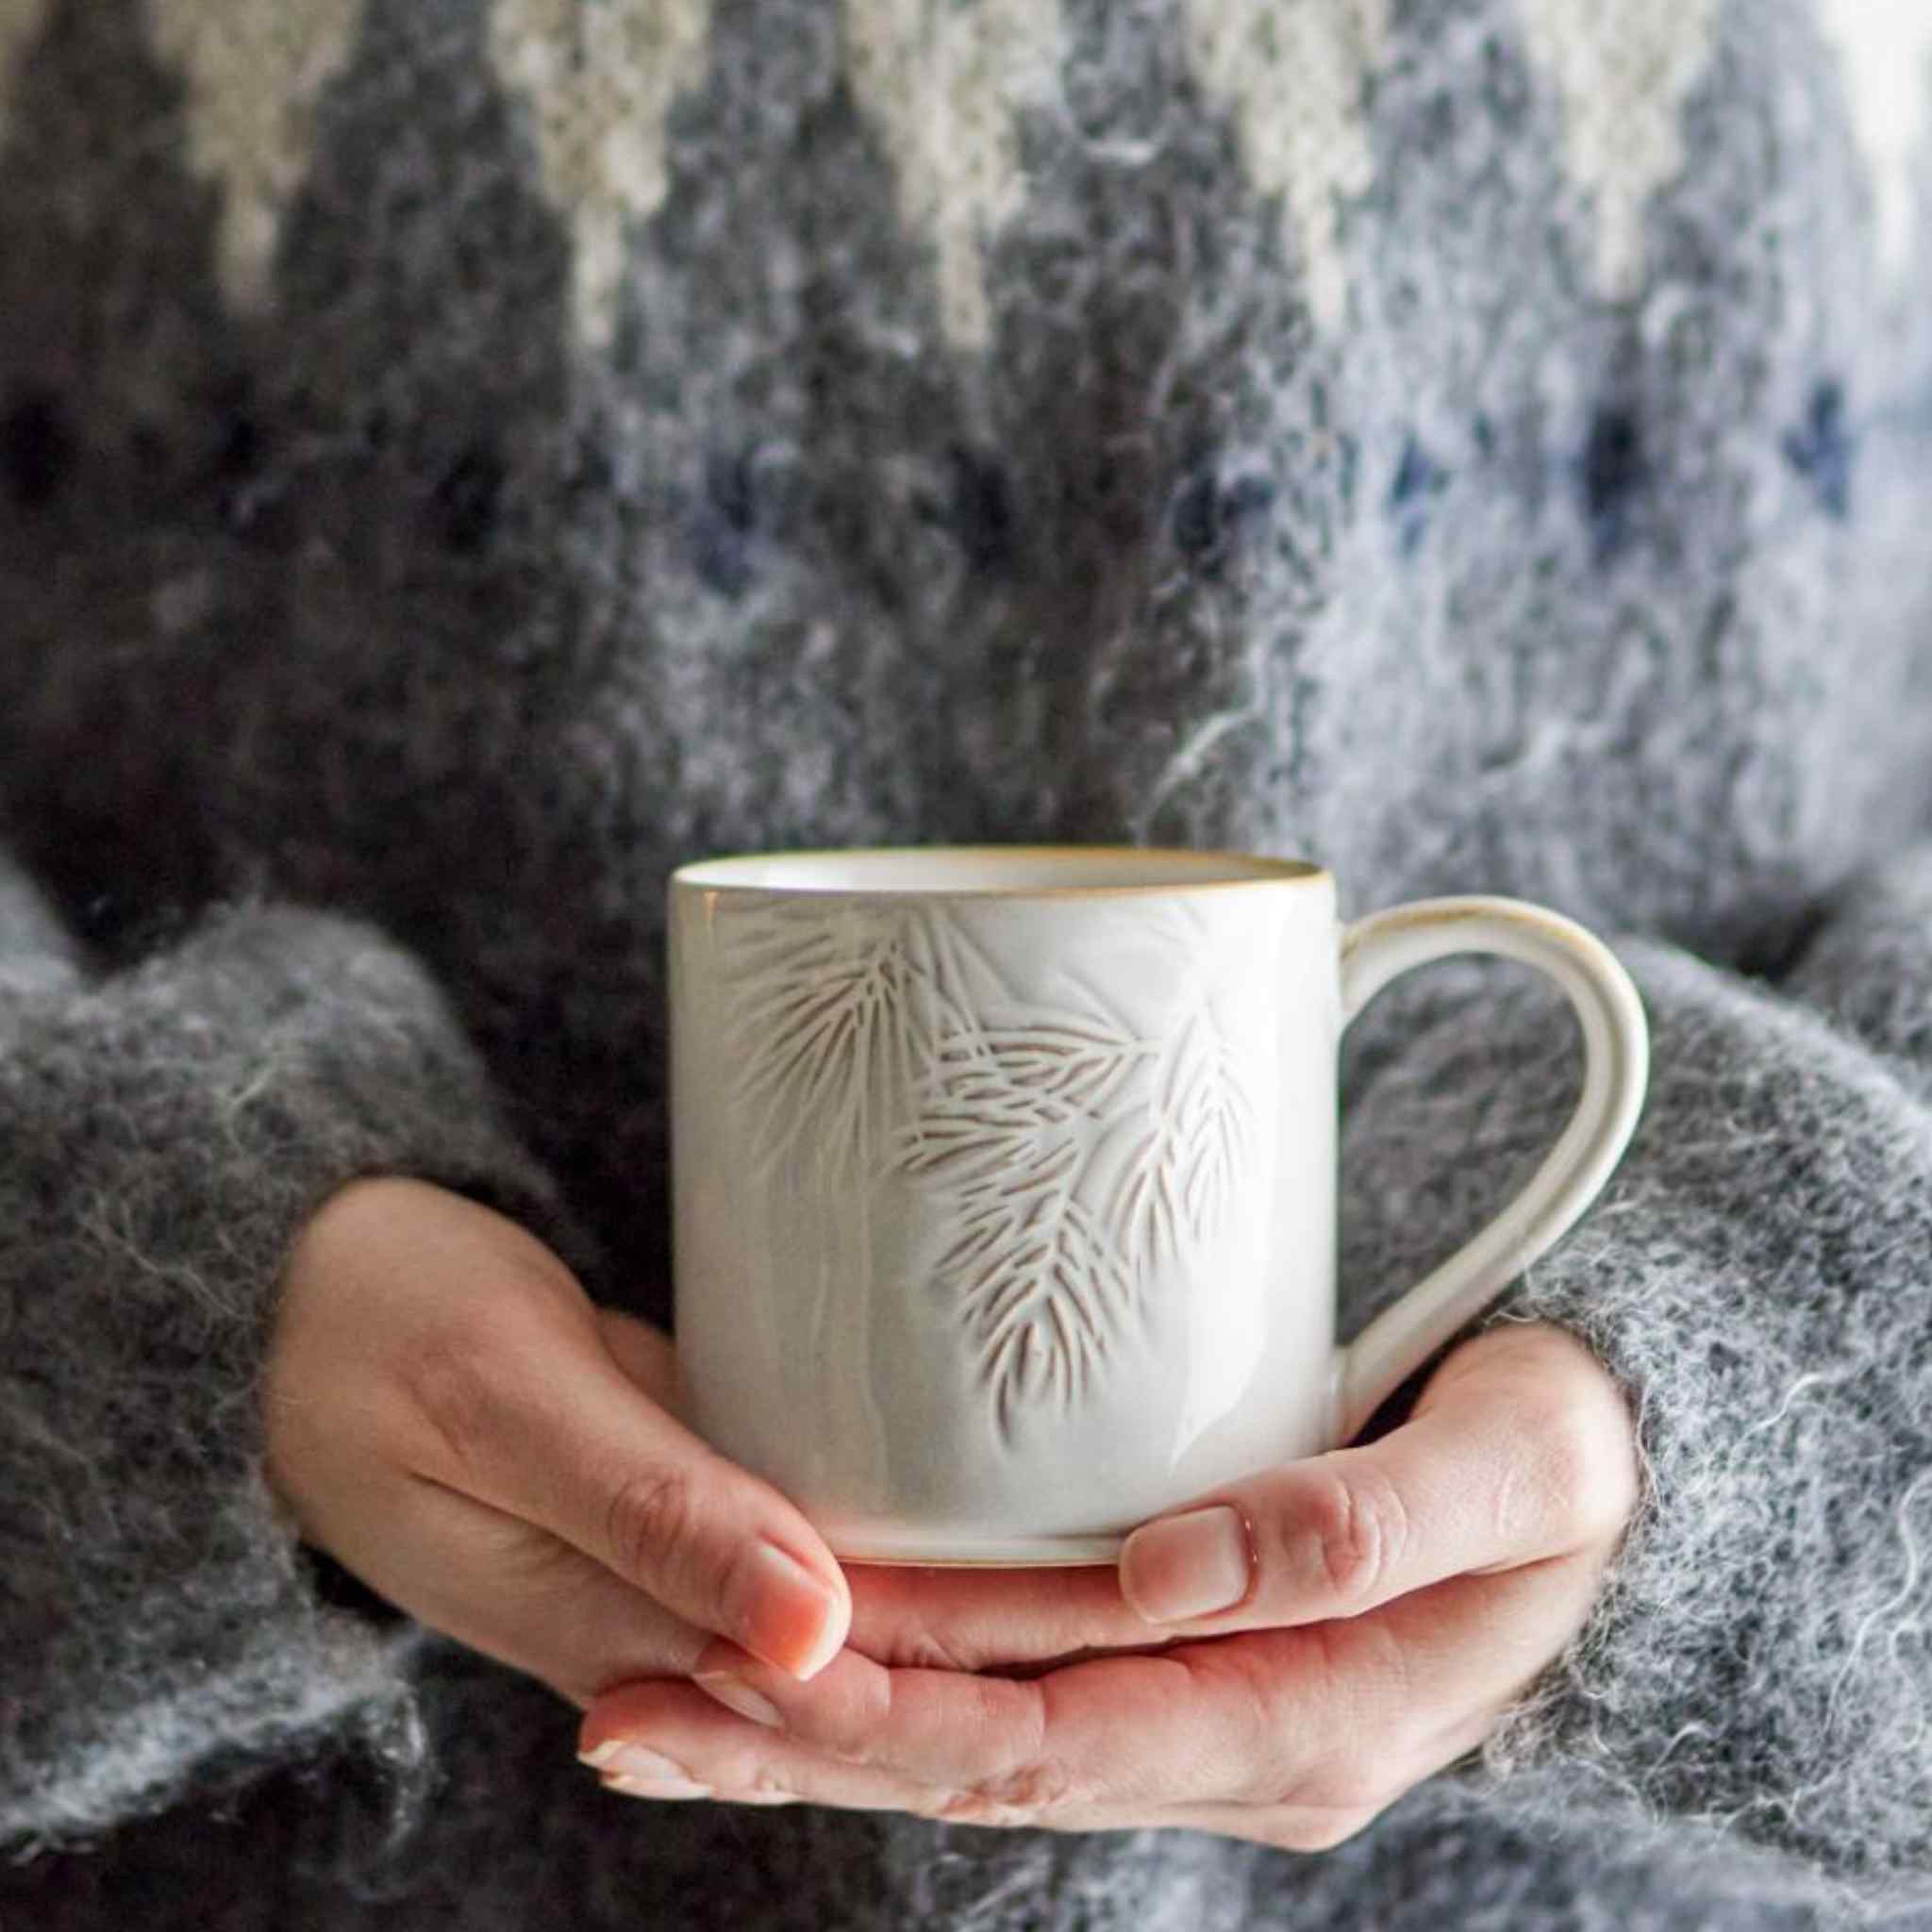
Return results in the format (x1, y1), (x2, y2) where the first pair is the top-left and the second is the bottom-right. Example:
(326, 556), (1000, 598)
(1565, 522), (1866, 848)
(671, 844), (1327, 897)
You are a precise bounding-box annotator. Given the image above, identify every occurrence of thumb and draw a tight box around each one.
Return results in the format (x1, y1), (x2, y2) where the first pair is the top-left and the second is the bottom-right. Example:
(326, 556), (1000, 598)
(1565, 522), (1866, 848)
(1114, 1324), (1634, 1632)
(402, 1295), (850, 1680)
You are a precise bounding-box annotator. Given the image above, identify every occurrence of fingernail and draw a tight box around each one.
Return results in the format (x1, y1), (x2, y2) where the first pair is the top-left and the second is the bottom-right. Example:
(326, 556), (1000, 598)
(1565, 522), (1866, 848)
(1120, 1505), (1253, 1624)
(580, 1740), (696, 1784)
(739, 1540), (843, 1680)
(693, 1669), (783, 1728)
(604, 1773), (714, 1801)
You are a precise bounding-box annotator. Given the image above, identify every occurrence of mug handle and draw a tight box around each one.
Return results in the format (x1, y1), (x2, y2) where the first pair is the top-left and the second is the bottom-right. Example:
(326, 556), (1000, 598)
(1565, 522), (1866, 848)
(1329, 896), (1650, 1446)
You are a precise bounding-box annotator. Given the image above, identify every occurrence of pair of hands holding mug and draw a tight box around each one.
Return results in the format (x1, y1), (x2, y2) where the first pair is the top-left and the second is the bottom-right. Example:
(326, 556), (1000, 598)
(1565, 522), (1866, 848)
(265, 1177), (1640, 1849)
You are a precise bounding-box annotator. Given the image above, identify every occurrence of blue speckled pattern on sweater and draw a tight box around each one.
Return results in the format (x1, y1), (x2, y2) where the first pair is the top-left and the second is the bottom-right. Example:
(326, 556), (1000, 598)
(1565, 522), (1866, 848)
(3, 0), (1932, 1924)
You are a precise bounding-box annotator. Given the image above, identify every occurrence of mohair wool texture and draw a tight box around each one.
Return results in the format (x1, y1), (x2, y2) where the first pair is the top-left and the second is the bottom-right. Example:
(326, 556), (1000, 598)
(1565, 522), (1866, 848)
(2, 0), (1932, 1926)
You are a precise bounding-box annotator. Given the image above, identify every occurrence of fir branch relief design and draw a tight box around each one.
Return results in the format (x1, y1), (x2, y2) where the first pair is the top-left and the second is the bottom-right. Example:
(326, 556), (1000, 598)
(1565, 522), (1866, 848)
(721, 897), (984, 1180)
(896, 1011), (1152, 1441)
(719, 898), (1262, 1447)
(1108, 995), (1259, 1275)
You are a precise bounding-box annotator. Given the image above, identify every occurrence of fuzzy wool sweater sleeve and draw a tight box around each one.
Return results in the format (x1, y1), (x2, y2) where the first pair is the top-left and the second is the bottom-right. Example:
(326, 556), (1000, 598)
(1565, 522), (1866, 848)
(0, 846), (598, 1853)
(1335, 844), (1932, 1919)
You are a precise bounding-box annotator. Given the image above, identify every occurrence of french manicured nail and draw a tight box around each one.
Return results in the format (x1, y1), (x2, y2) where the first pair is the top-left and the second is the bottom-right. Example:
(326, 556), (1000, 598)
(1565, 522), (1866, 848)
(693, 1669), (783, 1728)
(1120, 1505), (1254, 1624)
(740, 1540), (843, 1680)
(604, 1773), (714, 1801)
(579, 1740), (696, 1784)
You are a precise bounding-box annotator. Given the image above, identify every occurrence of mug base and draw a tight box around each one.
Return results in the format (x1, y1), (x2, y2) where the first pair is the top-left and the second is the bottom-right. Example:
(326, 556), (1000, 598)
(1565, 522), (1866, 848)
(829, 1531), (1125, 1567)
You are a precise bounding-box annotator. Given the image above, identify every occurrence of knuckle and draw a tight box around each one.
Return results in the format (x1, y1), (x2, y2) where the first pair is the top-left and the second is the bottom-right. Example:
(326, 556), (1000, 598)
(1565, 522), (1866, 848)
(927, 1679), (1060, 1826)
(1307, 1460), (1408, 1608)
(928, 1789), (1031, 1829)
(734, 1773), (802, 1806)
(891, 1618), (976, 1674)
(1507, 1388), (1637, 1550)
(816, 1672), (896, 1769)
(403, 1327), (503, 1477)
(603, 1461), (708, 1584)
(932, 1757), (1078, 1829)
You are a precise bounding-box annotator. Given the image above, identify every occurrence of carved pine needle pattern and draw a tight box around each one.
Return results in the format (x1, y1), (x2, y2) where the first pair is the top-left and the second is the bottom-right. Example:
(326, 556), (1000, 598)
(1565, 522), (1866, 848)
(958, 1191), (1135, 1442)
(723, 899), (965, 1180)
(1108, 1000), (1260, 1274)
(895, 1019), (1150, 1185)
(719, 896), (1260, 1446)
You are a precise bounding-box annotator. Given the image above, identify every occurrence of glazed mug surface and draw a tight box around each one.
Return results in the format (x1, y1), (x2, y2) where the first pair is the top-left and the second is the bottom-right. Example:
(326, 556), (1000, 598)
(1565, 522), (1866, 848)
(669, 847), (1648, 1564)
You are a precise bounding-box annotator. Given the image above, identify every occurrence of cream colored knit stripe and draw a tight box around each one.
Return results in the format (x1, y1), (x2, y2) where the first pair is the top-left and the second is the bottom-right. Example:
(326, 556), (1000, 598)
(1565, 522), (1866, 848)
(1181, 0), (1388, 330)
(840, 0), (1066, 351)
(488, 0), (712, 350)
(51, 0), (1895, 342)
(143, 0), (370, 307)
(1512, 0), (1722, 299)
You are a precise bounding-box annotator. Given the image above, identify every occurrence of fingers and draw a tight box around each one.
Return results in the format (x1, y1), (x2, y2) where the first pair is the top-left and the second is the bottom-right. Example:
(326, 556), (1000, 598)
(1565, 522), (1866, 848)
(1145, 1557), (1605, 1849)
(359, 1475), (715, 1707)
(574, 1326), (1628, 1831)
(583, 1652), (1073, 1823)
(581, 1703), (925, 1814)
(393, 1290), (851, 1680)
(833, 1325), (1638, 1678)
(270, 1182), (850, 1691)
(1115, 1322), (1638, 1634)
(668, 1630), (1312, 1814)
(581, 1542), (1604, 1828)
(842, 1561), (1158, 1673)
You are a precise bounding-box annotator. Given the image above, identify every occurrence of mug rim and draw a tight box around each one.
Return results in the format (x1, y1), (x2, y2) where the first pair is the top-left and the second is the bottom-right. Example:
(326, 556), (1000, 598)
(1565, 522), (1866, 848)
(670, 844), (1331, 898)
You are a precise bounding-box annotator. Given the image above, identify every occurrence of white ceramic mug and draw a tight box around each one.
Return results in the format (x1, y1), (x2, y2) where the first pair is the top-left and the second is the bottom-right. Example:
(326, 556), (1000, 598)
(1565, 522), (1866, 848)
(669, 848), (1648, 1564)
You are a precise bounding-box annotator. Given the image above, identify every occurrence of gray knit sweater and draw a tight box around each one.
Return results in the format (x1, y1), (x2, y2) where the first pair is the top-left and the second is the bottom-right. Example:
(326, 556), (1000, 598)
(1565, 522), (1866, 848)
(4, 0), (1932, 1925)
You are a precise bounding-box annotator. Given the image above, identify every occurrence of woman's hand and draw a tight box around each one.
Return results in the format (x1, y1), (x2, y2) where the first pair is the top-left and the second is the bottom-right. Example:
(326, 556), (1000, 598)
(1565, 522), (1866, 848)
(262, 1176), (856, 1707)
(578, 1322), (1641, 1841)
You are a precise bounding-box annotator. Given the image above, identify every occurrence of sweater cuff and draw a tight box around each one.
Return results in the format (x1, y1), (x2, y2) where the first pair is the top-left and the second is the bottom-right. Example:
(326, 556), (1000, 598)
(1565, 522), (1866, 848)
(0, 896), (599, 1851)
(1338, 937), (1932, 1915)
